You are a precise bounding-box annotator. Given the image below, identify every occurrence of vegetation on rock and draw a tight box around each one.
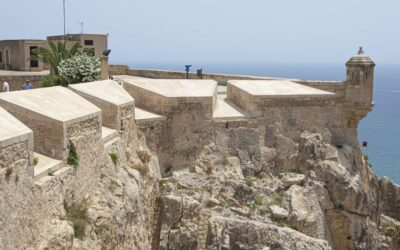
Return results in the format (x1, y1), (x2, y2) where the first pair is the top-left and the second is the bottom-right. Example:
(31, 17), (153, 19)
(109, 152), (119, 166)
(67, 146), (79, 168)
(33, 157), (39, 166)
(136, 149), (151, 164)
(64, 199), (89, 240)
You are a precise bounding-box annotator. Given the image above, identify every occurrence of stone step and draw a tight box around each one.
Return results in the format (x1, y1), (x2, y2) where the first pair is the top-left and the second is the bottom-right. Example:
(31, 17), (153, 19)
(34, 166), (73, 188)
(212, 98), (250, 121)
(102, 126), (119, 144)
(33, 152), (63, 181)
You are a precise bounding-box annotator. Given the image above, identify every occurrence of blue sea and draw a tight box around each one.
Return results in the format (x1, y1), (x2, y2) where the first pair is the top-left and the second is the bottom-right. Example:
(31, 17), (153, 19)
(126, 62), (400, 184)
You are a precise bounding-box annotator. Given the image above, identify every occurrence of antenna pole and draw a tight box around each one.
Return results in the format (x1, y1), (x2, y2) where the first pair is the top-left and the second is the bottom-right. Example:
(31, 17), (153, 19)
(63, 0), (66, 37)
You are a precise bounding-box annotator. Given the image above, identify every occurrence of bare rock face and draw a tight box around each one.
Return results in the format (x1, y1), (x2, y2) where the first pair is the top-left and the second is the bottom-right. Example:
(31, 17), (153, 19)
(284, 184), (330, 241)
(207, 216), (331, 250)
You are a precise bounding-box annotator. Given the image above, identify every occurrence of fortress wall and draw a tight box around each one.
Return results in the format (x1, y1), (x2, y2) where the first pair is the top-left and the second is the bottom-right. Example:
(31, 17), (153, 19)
(0, 140), (38, 249)
(295, 80), (346, 97)
(156, 102), (214, 176)
(0, 115), (36, 249)
(76, 91), (121, 130)
(111, 65), (289, 85)
(227, 83), (258, 112)
(0, 101), (65, 159)
(1, 74), (46, 91)
(124, 83), (169, 114)
(109, 64), (129, 75)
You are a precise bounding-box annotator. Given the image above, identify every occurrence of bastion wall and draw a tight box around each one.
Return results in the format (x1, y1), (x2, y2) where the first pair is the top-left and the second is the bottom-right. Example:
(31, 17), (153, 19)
(0, 50), (381, 248)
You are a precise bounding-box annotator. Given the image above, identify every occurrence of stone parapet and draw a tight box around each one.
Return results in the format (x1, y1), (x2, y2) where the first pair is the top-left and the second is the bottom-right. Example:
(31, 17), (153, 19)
(110, 65), (294, 85)
(69, 80), (135, 131)
(0, 87), (101, 160)
(227, 80), (337, 117)
(123, 78), (218, 117)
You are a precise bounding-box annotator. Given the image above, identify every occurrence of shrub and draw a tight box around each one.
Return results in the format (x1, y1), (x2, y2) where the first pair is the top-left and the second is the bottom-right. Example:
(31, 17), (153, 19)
(109, 152), (118, 165)
(48, 169), (55, 176)
(254, 196), (264, 206)
(258, 208), (270, 216)
(33, 157), (39, 166)
(245, 176), (254, 187)
(276, 218), (296, 230)
(271, 193), (283, 206)
(64, 199), (89, 240)
(58, 53), (101, 84)
(222, 155), (229, 166)
(5, 167), (12, 178)
(364, 154), (373, 168)
(41, 74), (60, 87)
(395, 225), (400, 240)
(136, 149), (151, 164)
(67, 146), (79, 168)
(133, 162), (149, 175)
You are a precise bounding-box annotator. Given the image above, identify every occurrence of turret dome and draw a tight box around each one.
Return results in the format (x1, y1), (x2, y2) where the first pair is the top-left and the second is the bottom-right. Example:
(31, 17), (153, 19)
(346, 47), (375, 66)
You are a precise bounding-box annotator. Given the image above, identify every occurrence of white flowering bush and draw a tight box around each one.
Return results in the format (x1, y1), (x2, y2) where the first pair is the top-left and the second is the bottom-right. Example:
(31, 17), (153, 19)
(58, 53), (101, 84)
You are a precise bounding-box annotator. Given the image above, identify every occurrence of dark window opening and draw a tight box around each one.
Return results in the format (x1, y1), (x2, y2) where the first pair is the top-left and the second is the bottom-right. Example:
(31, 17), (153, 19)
(84, 40), (94, 46)
(0, 51), (2, 63)
(30, 46), (39, 68)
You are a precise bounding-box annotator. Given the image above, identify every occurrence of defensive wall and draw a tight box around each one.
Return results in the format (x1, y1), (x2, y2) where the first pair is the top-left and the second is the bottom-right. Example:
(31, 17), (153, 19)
(109, 64), (292, 86)
(0, 70), (48, 91)
(0, 48), (375, 189)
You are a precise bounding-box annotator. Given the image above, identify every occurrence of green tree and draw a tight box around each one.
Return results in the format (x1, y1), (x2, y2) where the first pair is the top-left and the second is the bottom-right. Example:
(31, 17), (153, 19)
(32, 41), (81, 86)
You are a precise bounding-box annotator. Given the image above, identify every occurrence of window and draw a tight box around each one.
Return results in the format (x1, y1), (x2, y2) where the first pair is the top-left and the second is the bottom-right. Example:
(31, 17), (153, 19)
(5, 50), (9, 65)
(0, 51), (2, 63)
(84, 40), (94, 46)
(30, 46), (39, 68)
(83, 48), (95, 56)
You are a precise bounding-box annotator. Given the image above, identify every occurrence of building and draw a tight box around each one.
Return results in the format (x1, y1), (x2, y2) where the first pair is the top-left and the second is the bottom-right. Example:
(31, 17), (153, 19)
(0, 33), (108, 71)
(0, 39), (45, 71)
(47, 34), (108, 58)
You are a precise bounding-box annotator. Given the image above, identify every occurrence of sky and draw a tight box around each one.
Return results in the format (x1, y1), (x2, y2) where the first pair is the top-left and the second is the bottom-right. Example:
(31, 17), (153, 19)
(1, 0), (400, 65)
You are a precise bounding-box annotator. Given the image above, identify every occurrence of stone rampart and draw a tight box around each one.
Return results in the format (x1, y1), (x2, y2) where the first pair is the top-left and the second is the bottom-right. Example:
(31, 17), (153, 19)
(0, 71), (48, 91)
(0, 87), (101, 160)
(69, 80), (135, 131)
(110, 64), (293, 85)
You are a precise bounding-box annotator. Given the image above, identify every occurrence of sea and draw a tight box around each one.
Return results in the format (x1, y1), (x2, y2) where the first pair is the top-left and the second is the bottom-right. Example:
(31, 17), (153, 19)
(126, 62), (400, 184)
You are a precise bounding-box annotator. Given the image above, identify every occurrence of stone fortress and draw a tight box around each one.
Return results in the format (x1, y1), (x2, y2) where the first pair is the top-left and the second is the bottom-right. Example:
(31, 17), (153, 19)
(1, 48), (400, 249)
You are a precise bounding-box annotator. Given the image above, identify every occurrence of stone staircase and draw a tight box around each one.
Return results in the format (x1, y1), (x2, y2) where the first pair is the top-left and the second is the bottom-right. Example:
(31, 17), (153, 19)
(33, 152), (64, 181)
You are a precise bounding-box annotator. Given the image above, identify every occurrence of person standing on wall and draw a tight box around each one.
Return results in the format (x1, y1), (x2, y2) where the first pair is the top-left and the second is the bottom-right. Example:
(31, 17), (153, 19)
(2, 79), (9, 92)
(22, 79), (32, 90)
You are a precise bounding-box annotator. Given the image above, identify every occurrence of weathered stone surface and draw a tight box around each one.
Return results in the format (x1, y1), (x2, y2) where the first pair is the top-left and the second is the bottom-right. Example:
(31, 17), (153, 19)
(270, 205), (289, 219)
(207, 216), (331, 250)
(280, 172), (306, 188)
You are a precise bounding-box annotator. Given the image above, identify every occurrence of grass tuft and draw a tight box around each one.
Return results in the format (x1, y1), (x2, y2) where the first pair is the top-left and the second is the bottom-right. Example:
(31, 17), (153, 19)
(270, 193), (283, 206)
(33, 157), (39, 166)
(222, 155), (229, 166)
(109, 152), (119, 165)
(67, 146), (79, 168)
(276, 218), (297, 230)
(254, 196), (264, 206)
(133, 162), (149, 175)
(137, 149), (151, 164)
(245, 176), (254, 187)
(64, 199), (89, 240)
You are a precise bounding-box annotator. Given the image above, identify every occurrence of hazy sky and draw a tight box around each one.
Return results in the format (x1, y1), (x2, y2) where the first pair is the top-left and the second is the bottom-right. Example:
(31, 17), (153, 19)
(2, 0), (399, 65)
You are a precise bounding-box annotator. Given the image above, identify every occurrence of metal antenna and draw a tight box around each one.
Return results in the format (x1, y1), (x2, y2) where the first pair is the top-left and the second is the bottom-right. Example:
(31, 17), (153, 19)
(63, 0), (66, 37)
(78, 21), (84, 34)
